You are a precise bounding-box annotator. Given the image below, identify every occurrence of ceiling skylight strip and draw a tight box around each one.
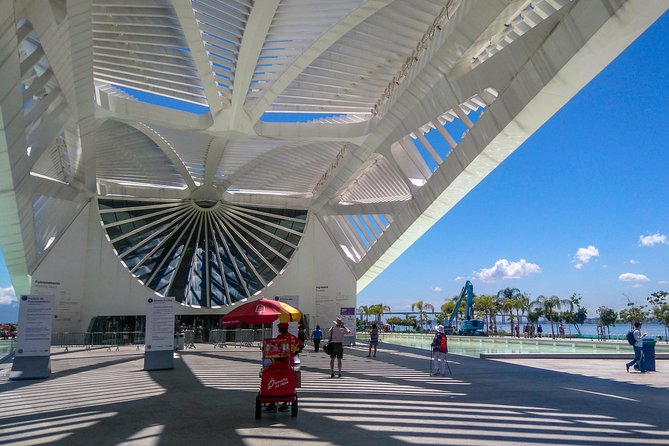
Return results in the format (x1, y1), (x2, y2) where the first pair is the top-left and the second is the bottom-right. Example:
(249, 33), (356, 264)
(207, 214), (232, 305)
(210, 216), (253, 297)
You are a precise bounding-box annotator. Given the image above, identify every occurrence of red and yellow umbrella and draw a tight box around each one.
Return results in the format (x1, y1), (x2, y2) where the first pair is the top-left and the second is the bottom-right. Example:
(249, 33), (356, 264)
(220, 298), (301, 327)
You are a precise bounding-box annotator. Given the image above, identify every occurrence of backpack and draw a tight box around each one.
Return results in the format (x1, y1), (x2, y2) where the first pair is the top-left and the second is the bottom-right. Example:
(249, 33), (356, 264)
(626, 330), (636, 346)
(438, 334), (448, 353)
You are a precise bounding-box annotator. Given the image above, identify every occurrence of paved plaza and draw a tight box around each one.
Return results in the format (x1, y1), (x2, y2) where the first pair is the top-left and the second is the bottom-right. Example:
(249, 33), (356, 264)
(1, 343), (668, 446)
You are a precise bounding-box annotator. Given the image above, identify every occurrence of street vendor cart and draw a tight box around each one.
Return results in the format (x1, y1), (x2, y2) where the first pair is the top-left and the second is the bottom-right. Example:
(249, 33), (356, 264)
(255, 337), (298, 418)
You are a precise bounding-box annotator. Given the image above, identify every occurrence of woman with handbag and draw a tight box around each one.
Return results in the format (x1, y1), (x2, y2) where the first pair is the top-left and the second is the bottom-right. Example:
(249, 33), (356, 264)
(328, 317), (350, 378)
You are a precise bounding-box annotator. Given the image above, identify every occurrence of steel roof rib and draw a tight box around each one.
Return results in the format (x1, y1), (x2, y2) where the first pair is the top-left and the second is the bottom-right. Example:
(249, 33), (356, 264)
(1, 0), (664, 304)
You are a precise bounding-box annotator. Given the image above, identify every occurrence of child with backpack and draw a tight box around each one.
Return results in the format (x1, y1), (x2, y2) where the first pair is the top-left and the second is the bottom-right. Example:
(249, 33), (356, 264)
(431, 324), (448, 376)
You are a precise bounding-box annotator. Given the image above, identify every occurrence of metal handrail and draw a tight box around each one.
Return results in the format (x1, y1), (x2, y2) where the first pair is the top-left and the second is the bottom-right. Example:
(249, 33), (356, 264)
(210, 328), (271, 348)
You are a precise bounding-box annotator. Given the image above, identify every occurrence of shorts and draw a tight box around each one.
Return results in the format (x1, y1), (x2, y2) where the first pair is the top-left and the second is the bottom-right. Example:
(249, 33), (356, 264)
(369, 339), (378, 346)
(330, 342), (344, 359)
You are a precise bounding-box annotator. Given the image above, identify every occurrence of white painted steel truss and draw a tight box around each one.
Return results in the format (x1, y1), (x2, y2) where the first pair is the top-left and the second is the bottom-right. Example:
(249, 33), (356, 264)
(0, 0), (665, 303)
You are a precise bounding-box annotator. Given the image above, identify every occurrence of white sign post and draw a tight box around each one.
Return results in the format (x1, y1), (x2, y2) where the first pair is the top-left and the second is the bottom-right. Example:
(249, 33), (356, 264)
(11, 295), (54, 380)
(144, 297), (175, 371)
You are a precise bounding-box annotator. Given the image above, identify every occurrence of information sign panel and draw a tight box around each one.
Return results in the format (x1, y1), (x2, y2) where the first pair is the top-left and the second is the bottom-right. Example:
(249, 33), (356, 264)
(15, 295), (54, 357)
(145, 297), (174, 352)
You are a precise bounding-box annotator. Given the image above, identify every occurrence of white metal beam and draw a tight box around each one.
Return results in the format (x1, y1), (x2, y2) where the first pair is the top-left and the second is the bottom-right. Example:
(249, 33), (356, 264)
(247, 0), (393, 123)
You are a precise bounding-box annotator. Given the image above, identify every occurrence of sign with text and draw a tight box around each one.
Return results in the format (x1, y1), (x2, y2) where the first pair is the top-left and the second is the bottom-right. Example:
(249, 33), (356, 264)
(16, 295), (54, 357)
(145, 297), (174, 351)
(340, 307), (356, 331)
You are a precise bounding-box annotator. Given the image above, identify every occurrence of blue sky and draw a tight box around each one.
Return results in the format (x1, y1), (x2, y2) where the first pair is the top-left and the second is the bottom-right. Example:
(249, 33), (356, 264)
(1, 11), (668, 322)
(359, 11), (669, 315)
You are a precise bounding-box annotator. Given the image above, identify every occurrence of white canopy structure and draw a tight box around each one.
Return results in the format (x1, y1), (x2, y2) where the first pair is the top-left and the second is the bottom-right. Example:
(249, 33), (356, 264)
(0, 0), (666, 331)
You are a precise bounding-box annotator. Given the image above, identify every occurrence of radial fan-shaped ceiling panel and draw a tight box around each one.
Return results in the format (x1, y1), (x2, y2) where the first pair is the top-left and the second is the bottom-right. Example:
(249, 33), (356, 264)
(98, 198), (308, 307)
(96, 121), (188, 189)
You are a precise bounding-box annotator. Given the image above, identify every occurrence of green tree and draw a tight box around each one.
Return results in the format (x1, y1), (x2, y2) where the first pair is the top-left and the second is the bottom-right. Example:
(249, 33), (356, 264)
(501, 297), (515, 336)
(368, 303), (390, 323)
(526, 308), (541, 337)
(515, 293), (530, 331)
(559, 293), (587, 336)
(652, 304), (669, 340)
(474, 295), (497, 335)
(619, 300), (649, 328)
(497, 288), (522, 336)
(597, 306), (617, 338)
(411, 300), (435, 331)
(386, 316), (403, 330)
(647, 291), (669, 340)
(402, 315), (418, 329)
(357, 305), (370, 327)
(531, 295), (572, 339)
(647, 290), (669, 306)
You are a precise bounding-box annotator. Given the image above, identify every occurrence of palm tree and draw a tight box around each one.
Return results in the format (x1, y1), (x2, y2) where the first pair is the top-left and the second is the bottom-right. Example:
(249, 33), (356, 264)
(368, 303), (390, 323)
(514, 293), (530, 335)
(530, 295), (572, 338)
(411, 300), (435, 331)
(501, 297), (515, 336)
(357, 305), (369, 327)
(474, 295), (497, 335)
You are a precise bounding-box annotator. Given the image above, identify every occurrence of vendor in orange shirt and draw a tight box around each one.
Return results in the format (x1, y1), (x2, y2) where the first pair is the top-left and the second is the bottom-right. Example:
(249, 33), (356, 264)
(275, 322), (303, 365)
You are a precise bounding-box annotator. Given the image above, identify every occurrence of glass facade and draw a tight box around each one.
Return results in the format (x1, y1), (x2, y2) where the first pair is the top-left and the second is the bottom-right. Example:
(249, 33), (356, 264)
(98, 198), (307, 307)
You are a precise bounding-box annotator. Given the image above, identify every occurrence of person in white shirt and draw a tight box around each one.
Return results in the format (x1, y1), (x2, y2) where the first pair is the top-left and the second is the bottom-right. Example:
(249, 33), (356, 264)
(626, 322), (647, 373)
(328, 317), (351, 378)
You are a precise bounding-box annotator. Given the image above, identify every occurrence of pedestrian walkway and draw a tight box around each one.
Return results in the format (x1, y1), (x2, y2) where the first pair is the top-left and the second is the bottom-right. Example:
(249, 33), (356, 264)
(0, 343), (667, 445)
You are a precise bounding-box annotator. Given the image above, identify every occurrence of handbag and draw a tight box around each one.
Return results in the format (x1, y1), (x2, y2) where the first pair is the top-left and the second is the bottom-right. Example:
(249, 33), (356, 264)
(322, 328), (334, 354)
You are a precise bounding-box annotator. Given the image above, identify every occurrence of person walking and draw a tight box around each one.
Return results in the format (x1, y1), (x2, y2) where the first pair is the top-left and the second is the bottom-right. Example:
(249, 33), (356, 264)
(328, 317), (350, 378)
(367, 323), (379, 357)
(431, 324), (448, 376)
(297, 323), (306, 353)
(312, 325), (323, 352)
(626, 322), (647, 373)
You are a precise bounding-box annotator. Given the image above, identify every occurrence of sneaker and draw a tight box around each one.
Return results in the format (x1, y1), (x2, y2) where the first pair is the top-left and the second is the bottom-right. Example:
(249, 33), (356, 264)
(338, 373), (342, 378)
(330, 373), (335, 378)
(626, 364), (630, 373)
(279, 403), (290, 412)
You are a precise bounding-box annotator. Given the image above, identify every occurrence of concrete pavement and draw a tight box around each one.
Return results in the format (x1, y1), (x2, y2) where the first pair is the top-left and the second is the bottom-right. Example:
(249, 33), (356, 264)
(1, 343), (667, 445)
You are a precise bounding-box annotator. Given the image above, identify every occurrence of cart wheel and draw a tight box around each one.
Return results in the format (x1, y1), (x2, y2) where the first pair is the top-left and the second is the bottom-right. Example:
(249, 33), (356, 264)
(291, 397), (298, 417)
(255, 395), (262, 419)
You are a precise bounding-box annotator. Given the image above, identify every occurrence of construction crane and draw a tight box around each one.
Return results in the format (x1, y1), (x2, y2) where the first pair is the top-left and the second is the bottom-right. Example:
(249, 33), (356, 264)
(447, 281), (485, 336)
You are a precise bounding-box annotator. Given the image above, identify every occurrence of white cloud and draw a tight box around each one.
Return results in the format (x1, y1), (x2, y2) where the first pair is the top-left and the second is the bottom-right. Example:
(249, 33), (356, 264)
(618, 273), (650, 282)
(475, 259), (541, 282)
(454, 276), (469, 282)
(639, 233), (668, 247)
(432, 287), (442, 293)
(0, 287), (17, 305)
(573, 245), (599, 269)
(629, 259), (639, 265)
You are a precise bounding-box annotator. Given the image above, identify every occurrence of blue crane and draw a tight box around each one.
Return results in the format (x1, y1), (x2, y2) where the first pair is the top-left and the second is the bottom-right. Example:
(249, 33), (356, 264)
(447, 281), (485, 336)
